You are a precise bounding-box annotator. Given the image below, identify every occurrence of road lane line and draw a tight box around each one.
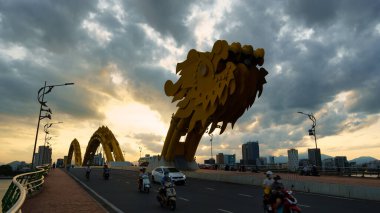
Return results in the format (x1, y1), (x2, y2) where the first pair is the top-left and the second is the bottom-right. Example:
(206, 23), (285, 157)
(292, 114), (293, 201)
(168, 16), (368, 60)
(238, 193), (253, 198)
(218, 209), (233, 213)
(297, 191), (354, 200)
(125, 181), (130, 184)
(298, 204), (311, 208)
(206, 187), (215, 191)
(179, 197), (189, 201)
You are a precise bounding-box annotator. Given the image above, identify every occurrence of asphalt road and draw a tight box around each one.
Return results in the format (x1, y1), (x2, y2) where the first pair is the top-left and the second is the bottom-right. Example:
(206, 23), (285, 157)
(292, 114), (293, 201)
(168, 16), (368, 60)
(69, 168), (380, 213)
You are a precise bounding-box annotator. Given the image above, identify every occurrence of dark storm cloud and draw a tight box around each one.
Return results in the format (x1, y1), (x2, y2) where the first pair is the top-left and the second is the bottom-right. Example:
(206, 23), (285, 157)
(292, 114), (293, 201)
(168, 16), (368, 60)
(121, 0), (193, 44)
(1, 0), (379, 157)
(0, 0), (97, 53)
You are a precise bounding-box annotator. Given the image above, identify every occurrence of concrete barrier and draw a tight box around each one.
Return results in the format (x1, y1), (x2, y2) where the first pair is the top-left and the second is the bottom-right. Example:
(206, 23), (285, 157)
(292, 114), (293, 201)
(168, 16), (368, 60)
(183, 171), (380, 201)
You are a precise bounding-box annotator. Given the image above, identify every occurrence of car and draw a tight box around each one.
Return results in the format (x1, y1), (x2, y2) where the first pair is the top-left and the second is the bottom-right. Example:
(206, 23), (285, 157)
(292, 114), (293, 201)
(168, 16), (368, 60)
(151, 166), (186, 185)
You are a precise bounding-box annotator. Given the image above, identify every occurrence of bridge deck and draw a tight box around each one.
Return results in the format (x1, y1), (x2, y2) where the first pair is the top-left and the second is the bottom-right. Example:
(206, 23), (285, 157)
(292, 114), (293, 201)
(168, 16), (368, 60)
(21, 168), (107, 213)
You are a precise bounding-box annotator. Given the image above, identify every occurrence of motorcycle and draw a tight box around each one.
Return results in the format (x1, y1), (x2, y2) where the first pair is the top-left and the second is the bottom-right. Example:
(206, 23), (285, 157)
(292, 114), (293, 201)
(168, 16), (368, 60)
(85, 171), (90, 180)
(138, 174), (151, 193)
(103, 169), (110, 180)
(263, 190), (301, 213)
(283, 190), (302, 213)
(157, 182), (176, 211)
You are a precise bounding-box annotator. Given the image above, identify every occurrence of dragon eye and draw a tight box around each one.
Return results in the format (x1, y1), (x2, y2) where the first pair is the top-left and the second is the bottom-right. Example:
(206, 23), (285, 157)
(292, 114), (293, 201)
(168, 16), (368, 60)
(199, 64), (208, 76)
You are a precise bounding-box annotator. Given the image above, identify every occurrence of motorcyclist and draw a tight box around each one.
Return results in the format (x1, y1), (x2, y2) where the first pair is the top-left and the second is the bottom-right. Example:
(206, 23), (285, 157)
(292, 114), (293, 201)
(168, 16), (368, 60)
(263, 171), (274, 195)
(270, 175), (285, 213)
(159, 172), (172, 197)
(103, 164), (110, 179)
(85, 165), (91, 179)
(138, 168), (146, 190)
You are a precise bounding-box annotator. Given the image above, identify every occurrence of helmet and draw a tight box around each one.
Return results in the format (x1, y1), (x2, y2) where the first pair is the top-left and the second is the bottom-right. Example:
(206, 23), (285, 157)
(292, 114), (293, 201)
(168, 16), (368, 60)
(266, 171), (273, 175)
(274, 175), (281, 181)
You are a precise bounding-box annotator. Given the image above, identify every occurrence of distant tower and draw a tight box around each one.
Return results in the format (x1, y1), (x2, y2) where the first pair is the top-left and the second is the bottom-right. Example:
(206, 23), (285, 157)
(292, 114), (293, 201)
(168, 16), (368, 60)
(216, 153), (224, 164)
(334, 156), (348, 169)
(37, 145), (52, 166)
(242, 141), (260, 165)
(268, 156), (275, 165)
(288, 148), (299, 171)
(308, 148), (322, 167)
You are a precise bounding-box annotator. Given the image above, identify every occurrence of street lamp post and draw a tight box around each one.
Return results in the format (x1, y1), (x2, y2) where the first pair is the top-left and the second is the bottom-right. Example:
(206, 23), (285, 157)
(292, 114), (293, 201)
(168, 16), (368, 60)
(139, 146), (142, 159)
(209, 133), (213, 160)
(31, 81), (74, 169)
(298, 111), (319, 167)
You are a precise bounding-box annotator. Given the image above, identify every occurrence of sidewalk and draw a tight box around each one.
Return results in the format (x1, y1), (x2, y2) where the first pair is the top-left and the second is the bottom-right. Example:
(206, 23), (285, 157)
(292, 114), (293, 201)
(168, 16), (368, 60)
(22, 168), (107, 213)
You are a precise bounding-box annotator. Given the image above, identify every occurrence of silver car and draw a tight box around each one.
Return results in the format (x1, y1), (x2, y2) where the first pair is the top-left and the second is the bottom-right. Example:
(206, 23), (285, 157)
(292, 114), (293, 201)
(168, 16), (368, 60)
(151, 166), (186, 185)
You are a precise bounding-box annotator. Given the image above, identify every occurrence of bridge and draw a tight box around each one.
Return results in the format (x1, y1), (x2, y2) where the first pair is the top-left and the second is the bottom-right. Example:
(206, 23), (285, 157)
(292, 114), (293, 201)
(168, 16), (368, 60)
(3, 126), (380, 212)
(65, 126), (125, 167)
(9, 166), (380, 213)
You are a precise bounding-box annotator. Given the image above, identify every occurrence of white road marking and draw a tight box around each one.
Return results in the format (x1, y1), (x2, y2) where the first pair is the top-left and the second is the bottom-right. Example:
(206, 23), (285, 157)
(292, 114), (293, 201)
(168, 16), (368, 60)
(218, 209), (233, 213)
(179, 197), (189, 201)
(238, 193), (253, 198)
(321, 195), (354, 200)
(297, 191), (354, 200)
(125, 181), (130, 184)
(206, 187), (215, 191)
(298, 204), (311, 208)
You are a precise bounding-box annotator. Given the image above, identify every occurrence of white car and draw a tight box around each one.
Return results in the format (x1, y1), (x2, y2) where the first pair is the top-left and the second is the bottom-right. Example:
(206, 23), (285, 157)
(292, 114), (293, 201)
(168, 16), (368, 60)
(151, 166), (186, 185)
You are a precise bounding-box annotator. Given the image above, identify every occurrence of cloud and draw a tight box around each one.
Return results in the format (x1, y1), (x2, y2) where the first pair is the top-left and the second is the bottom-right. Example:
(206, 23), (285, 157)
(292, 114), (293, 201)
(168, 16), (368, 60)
(1, 0), (380, 163)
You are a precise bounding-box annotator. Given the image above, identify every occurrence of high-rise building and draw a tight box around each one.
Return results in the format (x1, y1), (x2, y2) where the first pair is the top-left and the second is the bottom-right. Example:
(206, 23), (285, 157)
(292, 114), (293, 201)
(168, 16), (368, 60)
(268, 156), (275, 165)
(56, 158), (64, 168)
(334, 156), (348, 168)
(36, 146), (52, 166)
(308, 148), (322, 167)
(93, 153), (104, 166)
(242, 141), (260, 165)
(287, 149), (299, 171)
(216, 153), (224, 164)
(322, 158), (335, 170)
(224, 154), (236, 165)
(258, 157), (267, 166)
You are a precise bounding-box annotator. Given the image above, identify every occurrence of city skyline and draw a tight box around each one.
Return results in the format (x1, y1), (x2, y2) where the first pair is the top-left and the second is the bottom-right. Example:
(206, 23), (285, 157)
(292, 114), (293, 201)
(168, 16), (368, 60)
(1, 1), (380, 164)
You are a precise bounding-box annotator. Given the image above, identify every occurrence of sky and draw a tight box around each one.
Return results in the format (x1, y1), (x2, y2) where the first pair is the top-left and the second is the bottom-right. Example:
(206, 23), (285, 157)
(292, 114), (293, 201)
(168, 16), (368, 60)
(1, 0), (380, 165)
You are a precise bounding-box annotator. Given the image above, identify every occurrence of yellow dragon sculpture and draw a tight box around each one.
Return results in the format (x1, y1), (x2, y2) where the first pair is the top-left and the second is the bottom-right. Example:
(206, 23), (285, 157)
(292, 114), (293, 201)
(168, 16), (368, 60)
(161, 40), (268, 162)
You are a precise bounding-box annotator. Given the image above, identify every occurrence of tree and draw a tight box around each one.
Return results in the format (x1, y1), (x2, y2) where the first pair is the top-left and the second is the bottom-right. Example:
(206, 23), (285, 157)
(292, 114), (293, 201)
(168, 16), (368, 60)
(0, 165), (13, 176)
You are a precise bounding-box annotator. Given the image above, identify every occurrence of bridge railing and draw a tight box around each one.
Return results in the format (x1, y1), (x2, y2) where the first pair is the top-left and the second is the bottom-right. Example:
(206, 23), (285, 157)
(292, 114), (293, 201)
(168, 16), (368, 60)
(1, 165), (49, 213)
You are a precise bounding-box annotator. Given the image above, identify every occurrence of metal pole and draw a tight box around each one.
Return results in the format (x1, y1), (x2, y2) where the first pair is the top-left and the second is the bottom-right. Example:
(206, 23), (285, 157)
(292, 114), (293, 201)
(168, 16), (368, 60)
(209, 133), (213, 160)
(298, 112), (318, 167)
(31, 81), (46, 169)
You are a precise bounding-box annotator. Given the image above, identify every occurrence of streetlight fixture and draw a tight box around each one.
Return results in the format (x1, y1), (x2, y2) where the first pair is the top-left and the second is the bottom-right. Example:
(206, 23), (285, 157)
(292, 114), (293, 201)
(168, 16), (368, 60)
(298, 111), (319, 167)
(31, 81), (74, 169)
(41, 122), (63, 165)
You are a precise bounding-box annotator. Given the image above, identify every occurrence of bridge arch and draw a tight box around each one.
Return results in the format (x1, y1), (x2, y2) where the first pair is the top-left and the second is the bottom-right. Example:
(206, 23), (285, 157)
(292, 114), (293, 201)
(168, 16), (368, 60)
(67, 138), (82, 166)
(82, 126), (125, 166)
